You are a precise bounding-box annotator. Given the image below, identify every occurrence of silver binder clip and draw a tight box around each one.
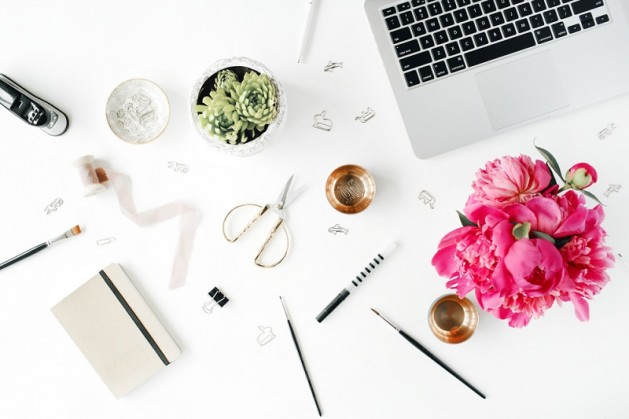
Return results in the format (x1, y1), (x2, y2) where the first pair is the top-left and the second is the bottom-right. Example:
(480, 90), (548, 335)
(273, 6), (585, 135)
(313, 111), (333, 131)
(418, 190), (436, 209)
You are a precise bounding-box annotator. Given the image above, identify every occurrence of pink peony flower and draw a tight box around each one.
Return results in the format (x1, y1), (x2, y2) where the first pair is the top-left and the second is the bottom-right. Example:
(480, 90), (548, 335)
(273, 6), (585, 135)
(558, 205), (615, 321)
(470, 155), (552, 207)
(565, 163), (598, 190)
(433, 150), (614, 328)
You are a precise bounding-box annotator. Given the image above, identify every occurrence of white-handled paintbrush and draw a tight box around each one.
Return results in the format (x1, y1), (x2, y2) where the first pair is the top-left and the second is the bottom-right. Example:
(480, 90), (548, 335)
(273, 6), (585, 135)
(0, 225), (82, 271)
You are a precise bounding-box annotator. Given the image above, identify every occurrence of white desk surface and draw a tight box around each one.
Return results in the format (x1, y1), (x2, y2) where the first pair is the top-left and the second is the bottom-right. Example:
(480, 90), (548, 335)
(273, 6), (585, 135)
(1, 1), (628, 418)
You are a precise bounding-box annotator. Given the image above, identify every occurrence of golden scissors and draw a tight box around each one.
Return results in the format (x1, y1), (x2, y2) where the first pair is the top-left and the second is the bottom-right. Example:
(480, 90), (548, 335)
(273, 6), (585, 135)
(222, 175), (293, 268)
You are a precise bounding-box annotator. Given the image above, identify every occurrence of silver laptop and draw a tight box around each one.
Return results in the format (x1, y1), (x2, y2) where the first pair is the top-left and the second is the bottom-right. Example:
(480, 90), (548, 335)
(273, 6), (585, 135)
(365, 0), (629, 158)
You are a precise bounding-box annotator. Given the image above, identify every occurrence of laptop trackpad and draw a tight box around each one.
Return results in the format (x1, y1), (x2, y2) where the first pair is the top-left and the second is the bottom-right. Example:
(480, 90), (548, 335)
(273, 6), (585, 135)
(476, 50), (569, 130)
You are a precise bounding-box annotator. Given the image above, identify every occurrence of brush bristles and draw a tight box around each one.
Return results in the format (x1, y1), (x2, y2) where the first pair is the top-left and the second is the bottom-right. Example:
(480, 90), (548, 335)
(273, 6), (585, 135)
(70, 225), (82, 236)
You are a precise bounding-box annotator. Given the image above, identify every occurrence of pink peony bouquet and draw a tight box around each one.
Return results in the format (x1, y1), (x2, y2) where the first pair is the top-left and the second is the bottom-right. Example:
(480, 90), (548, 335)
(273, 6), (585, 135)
(432, 146), (615, 328)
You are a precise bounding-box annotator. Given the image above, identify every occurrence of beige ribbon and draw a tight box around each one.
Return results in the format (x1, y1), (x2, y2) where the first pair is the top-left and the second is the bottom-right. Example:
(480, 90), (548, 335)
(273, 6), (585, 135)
(75, 155), (201, 288)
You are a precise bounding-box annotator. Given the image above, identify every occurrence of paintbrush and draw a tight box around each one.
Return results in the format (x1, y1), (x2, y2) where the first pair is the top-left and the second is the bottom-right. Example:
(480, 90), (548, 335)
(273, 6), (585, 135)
(0, 225), (82, 271)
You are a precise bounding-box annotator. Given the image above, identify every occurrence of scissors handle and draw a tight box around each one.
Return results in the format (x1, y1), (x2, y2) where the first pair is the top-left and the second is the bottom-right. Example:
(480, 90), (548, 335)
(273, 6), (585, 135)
(222, 204), (268, 243)
(255, 218), (289, 268)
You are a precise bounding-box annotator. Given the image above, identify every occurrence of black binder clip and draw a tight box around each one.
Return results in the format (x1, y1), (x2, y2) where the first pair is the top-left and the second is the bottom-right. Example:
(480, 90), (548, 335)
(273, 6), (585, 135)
(202, 287), (229, 314)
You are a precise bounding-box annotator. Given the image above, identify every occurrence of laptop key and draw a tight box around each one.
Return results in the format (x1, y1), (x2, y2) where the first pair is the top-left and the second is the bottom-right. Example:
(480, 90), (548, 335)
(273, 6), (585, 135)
(567, 23), (581, 32)
(490, 11), (505, 26)
(432, 46), (447, 60)
(558, 5), (572, 18)
(516, 18), (531, 32)
(382, 7), (397, 16)
(400, 51), (433, 71)
(447, 55), (466, 72)
(429, 2), (443, 15)
(476, 16), (491, 30)
(504, 7), (519, 21)
(412, 0), (426, 6)
(551, 22), (567, 37)
(386, 16), (402, 30)
(534, 26), (553, 43)
(462, 21), (477, 34)
(445, 41), (462, 55)
(596, 14), (609, 24)
(398, 2), (412, 12)
(420, 34), (436, 48)
(465, 32), (535, 66)
(454, 9), (469, 22)
(518, 3), (533, 16)
(468, 4), (483, 18)
(448, 25), (464, 39)
(546, 0), (560, 6)
(488, 28), (503, 41)
(434, 30), (449, 44)
(543, 9), (558, 24)
(460, 36), (475, 50)
(580, 12), (595, 28)
(391, 27), (413, 43)
(401, 11), (415, 25)
(473, 31), (489, 46)
(419, 65), (435, 81)
(404, 70), (421, 87)
(457, 0), (472, 6)
(415, 6), (429, 20)
(433, 61), (449, 77)
(396, 39), (421, 57)
(532, 0), (546, 12)
(481, 0), (497, 14)
(443, 0), (458, 11)
(571, 0), (604, 15)
(502, 23), (517, 37)
(427, 18), (441, 31)
(413, 22), (428, 36)
(440, 12), (455, 26)
(529, 14), (544, 28)
(497, 0), (510, 9)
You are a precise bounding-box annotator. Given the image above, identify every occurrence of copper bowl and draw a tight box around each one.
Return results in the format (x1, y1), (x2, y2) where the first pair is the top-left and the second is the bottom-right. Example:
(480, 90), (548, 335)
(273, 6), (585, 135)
(428, 294), (478, 344)
(325, 164), (376, 214)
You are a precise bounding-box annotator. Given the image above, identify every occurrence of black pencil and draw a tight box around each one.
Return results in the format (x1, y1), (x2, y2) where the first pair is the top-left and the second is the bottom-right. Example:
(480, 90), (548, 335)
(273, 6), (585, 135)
(371, 308), (486, 399)
(280, 296), (323, 416)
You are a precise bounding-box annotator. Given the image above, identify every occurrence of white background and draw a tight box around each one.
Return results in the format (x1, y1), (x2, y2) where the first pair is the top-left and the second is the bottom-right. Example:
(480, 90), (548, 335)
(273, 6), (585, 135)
(1, 1), (628, 418)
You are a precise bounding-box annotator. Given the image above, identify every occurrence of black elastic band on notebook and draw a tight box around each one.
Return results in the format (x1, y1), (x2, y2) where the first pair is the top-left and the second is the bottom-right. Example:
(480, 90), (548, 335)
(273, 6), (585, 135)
(99, 270), (170, 366)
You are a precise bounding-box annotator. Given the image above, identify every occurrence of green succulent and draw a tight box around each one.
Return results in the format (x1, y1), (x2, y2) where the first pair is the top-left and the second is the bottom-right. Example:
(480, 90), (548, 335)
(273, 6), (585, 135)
(234, 72), (278, 132)
(214, 69), (239, 93)
(195, 69), (279, 144)
(194, 88), (247, 144)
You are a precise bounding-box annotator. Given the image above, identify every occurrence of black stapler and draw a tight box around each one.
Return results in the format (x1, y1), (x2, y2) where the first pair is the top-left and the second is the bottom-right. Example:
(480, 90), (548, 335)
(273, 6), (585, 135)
(0, 73), (68, 136)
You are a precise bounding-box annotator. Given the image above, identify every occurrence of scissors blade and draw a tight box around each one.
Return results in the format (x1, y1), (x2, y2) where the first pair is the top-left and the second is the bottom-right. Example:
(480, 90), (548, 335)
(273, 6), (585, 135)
(274, 175), (294, 210)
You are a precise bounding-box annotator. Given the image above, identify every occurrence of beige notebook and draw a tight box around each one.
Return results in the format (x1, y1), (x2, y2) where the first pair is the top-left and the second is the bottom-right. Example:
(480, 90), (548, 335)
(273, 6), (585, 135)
(51, 263), (181, 398)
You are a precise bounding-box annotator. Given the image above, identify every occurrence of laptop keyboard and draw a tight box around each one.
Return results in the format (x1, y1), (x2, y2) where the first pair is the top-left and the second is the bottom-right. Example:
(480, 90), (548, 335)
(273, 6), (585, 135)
(382, 0), (611, 87)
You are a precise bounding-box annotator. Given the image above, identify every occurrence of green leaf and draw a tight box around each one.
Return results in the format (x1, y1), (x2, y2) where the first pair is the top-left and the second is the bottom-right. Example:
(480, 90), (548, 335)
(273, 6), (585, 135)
(457, 211), (478, 227)
(580, 189), (605, 206)
(512, 222), (531, 240)
(531, 230), (555, 244)
(535, 144), (564, 182)
(555, 236), (573, 249)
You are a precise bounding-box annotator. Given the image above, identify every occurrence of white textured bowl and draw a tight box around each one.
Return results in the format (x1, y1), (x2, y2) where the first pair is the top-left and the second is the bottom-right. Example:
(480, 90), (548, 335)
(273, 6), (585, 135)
(190, 57), (287, 157)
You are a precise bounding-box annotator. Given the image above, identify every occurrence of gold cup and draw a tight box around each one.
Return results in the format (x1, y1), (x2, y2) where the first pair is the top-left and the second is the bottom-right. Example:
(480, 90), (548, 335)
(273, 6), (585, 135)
(325, 164), (376, 214)
(428, 294), (478, 344)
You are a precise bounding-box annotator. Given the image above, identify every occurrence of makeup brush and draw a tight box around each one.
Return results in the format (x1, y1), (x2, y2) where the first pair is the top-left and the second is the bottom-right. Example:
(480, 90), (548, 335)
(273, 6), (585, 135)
(0, 225), (82, 271)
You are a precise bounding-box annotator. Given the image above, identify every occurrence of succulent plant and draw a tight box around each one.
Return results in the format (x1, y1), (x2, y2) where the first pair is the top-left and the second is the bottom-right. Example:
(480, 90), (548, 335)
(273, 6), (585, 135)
(214, 69), (238, 93)
(194, 88), (247, 144)
(234, 72), (278, 132)
(196, 68), (279, 145)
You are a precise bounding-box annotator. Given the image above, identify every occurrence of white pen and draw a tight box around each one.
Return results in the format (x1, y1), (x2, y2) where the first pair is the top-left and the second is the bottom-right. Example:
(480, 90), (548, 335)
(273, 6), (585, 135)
(297, 0), (317, 63)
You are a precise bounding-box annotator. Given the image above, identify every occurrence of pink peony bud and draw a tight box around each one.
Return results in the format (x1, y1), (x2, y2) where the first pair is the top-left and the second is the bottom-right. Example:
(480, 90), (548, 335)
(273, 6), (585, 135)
(565, 163), (598, 190)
